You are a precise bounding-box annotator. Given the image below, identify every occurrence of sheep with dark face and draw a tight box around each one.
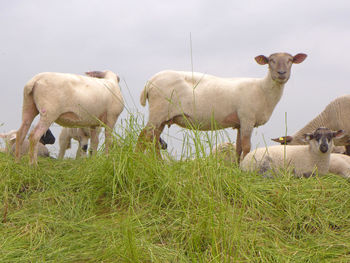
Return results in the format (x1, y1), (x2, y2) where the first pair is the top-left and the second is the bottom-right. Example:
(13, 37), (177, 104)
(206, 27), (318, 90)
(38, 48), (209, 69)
(1, 129), (55, 157)
(136, 52), (307, 160)
(16, 71), (124, 165)
(241, 128), (344, 177)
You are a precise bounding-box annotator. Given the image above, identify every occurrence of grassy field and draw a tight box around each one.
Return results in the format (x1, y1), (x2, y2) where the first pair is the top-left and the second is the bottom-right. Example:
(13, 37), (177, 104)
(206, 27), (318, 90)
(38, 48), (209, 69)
(1, 119), (350, 262)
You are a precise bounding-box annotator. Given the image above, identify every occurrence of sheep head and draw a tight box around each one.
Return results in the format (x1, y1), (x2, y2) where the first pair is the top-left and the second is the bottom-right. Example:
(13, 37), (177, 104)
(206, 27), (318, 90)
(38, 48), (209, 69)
(255, 53), (307, 84)
(304, 127), (344, 154)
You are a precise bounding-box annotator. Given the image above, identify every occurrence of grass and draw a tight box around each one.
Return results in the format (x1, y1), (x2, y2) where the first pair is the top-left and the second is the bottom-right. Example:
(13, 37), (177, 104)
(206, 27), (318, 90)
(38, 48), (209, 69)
(1, 116), (350, 262)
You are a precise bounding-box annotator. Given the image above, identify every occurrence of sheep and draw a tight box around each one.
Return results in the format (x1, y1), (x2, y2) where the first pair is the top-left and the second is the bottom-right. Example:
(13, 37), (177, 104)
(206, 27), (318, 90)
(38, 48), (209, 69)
(211, 142), (238, 164)
(136, 52), (307, 160)
(272, 95), (350, 155)
(15, 70), (124, 165)
(58, 127), (101, 159)
(0, 130), (17, 153)
(328, 153), (350, 179)
(0, 129), (55, 157)
(240, 127), (344, 177)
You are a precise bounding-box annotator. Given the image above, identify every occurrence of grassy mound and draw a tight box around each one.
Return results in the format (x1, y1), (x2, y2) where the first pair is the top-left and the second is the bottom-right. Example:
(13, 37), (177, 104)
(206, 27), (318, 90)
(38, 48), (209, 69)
(1, 120), (350, 262)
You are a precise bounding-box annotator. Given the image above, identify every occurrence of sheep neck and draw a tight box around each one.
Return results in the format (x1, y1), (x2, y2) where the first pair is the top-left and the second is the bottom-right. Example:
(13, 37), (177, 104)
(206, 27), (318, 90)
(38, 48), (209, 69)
(259, 71), (285, 114)
(308, 145), (331, 173)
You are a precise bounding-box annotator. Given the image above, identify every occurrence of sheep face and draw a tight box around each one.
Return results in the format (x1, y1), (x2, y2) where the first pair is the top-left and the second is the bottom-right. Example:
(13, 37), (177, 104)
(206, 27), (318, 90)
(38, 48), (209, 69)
(304, 127), (344, 154)
(39, 129), (55, 145)
(255, 53), (307, 84)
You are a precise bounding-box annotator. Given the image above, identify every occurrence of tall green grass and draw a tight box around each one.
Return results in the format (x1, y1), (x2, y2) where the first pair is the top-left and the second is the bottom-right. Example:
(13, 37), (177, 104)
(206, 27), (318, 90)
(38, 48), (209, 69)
(1, 115), (350, 262)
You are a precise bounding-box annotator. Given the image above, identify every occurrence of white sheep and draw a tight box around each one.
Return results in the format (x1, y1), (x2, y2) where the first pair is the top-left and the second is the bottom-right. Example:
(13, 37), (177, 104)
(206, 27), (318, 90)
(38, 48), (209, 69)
(58, 127), (101, 159)
(0, 130), (17, 153)
(136, 52), (307, 160)
(15, 70), (124, 165)
(329, 153), (350, 179)
(0, 130), (52, 157)
(240, 127), (344, 177)
(272, 95), (350, 154)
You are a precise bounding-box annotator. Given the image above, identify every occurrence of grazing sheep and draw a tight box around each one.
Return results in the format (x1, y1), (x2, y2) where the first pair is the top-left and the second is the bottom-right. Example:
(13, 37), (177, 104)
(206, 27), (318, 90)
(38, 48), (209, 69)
(272, 95), (350, 155)
(16, 70), (124, 165)
(136, 52), (307, 160)
(240, 128), (344, 177)
(58, 127), (102, 159)
(212, 142), (237, 164)
(0, 129), (55, 157)
(329, 153), (350, 179)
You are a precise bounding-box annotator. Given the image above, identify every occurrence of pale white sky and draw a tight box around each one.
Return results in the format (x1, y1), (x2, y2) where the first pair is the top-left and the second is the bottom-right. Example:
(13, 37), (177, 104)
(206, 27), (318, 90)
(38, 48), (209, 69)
(1, 1), (350, 158)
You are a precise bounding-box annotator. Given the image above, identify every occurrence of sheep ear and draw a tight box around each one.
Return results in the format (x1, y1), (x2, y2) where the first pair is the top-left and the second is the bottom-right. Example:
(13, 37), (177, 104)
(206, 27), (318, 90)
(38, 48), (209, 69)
(85, 71), (106, 78)
(255, 55), (268, 65)
(333, 129), (345, 139)
(303, 133), (313, 142)
(293, 53), (307, 64)
(271, 136), (293, 144)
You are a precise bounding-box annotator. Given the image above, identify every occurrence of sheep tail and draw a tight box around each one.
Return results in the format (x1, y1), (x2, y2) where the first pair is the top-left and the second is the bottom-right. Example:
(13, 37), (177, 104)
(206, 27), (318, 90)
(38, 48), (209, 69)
(140, 83), (149, 107)
(23, 77), (37, 98)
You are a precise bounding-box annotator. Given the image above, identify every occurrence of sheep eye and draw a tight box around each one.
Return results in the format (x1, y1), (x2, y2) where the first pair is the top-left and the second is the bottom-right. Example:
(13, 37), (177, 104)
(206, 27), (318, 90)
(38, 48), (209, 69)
(315, 134), (321, 141)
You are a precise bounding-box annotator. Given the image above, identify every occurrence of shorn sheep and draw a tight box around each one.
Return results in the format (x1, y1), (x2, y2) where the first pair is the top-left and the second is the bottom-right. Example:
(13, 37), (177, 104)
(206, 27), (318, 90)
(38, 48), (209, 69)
(1, 129), (55, 157)
(240, 127), (344, 177)
(16, 71), (124, 165)
(272, 95), (350, 155)
(58, 127), (101, 159)
(136, 52), (307, 160)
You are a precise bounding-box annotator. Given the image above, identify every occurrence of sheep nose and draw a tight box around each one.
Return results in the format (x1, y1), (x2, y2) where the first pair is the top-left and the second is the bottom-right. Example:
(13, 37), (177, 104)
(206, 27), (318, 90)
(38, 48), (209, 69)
(82, 144), (88, 152)
(278, 71), (286, 75)
(320, 144), (328, 153)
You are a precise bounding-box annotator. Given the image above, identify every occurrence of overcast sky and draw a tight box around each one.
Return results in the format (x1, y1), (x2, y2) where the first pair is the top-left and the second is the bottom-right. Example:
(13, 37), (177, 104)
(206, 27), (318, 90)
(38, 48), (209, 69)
(1, 1), (350, 158)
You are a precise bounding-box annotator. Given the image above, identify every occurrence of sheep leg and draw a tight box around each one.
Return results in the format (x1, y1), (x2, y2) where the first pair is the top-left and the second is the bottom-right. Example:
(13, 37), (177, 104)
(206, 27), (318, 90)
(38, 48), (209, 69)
(76, 141), (83, 159)
(58, 131), (69, 159)
(136, 126), (154, 153)
(136, 124), (164, 157)
(104, 126), (111, 154)
(235, 128), (242, 162)
(15, 105), (38, 161)
(104, 115), (119, 154)
(28, 120), (51, 165)
(90, 128), (99, 156)
(153, 124), (165, 158)
(239, 124), (253, 160)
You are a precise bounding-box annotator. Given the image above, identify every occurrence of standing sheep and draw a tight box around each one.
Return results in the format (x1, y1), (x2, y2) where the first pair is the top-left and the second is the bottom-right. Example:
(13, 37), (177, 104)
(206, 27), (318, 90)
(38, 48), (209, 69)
(136, 52), (307, 160)
(59, 128), (89, 159)
(241, 127), (344, 177)
(272, 95), (350, 154)
(16, 71), (124, 165)
(58, 127), (102, 159)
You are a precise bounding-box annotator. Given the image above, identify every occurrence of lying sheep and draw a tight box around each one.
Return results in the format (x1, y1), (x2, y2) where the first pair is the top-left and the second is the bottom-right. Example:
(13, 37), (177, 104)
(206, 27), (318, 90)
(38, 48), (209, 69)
(240, 127), (344, 177)
(16, 71), (124, 165)
(0, 129), (55, 157)
(136, 52), (307, 160)
(211, 142), (238, 164)
(58, 127), (101, 159)
(329, 153), (350, 179)
(272, 95), (350, 155)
